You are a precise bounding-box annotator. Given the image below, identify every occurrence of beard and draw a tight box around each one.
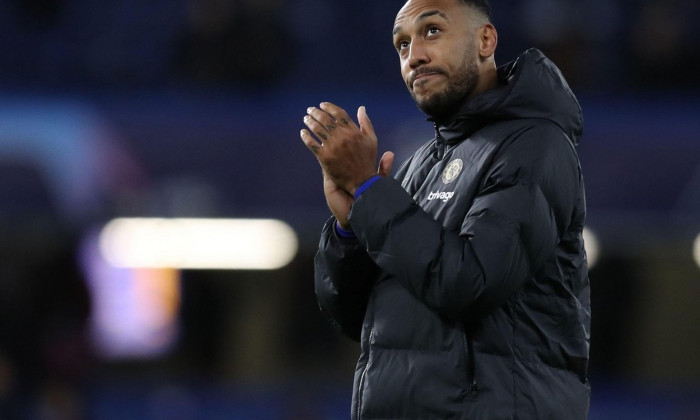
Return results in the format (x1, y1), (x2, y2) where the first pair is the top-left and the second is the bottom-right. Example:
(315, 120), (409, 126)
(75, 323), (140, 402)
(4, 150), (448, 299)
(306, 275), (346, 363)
(410, 50), (480, 120)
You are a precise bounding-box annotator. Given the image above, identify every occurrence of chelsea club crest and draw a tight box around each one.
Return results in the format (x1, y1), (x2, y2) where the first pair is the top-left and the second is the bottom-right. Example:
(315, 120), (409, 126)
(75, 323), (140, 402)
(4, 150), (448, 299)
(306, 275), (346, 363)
(442, 159), (463, 184)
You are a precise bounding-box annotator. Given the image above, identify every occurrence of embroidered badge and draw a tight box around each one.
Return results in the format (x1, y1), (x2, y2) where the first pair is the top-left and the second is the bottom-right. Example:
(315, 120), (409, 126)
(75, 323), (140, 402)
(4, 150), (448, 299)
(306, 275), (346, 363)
(442, 159), (463, 184)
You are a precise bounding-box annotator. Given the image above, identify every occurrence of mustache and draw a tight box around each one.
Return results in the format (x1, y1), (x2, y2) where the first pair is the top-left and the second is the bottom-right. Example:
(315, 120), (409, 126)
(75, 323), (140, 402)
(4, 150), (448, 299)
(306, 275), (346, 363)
(409, 67), (446, 87)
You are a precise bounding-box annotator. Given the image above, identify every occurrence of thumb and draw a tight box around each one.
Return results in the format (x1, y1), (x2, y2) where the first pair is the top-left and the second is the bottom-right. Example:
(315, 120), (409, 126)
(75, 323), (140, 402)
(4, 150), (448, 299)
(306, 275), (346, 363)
(357, 106), (375, 138)
(378, 151), (395, 177)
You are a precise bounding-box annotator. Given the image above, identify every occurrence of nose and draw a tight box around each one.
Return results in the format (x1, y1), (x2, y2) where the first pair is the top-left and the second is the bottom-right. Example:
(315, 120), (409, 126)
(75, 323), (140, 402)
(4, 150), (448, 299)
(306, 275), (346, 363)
(408, 39), (429, 69)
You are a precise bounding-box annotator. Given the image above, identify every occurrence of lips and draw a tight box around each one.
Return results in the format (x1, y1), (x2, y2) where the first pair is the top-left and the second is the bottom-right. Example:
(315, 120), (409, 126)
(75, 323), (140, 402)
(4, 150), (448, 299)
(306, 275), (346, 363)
(413, 73), (439, 85)
(410, 68), (445, 89)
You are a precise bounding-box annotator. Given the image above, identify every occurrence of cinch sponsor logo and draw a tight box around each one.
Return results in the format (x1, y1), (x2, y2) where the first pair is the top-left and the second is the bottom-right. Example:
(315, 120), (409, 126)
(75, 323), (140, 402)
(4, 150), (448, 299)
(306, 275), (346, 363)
(427, 191), (455, 203)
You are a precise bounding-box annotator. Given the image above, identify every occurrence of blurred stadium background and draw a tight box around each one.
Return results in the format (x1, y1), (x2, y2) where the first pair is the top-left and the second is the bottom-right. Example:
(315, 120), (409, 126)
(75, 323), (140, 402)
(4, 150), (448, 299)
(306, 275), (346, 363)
(0, 0), (699, 418)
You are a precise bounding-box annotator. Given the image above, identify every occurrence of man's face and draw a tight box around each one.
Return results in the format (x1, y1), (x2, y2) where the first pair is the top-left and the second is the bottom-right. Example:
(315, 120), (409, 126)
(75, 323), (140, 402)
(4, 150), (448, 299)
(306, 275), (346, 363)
(393, 0), (481, 118)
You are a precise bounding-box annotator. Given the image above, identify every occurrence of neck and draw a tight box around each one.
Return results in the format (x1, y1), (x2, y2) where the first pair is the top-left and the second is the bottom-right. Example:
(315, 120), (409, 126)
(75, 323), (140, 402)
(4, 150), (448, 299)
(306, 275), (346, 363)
(469, 64), (499, 101)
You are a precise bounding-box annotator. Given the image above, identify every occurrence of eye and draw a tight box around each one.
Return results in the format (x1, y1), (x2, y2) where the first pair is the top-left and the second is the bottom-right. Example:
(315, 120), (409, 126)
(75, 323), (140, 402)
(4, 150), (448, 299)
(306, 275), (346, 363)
(427, 25), (440, 36)
(396, 40), (410, 51)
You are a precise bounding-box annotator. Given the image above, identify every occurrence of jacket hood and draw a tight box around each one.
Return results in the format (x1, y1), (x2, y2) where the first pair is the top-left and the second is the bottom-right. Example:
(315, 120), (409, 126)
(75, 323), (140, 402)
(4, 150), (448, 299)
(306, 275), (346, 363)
(433, 48), (584, 146)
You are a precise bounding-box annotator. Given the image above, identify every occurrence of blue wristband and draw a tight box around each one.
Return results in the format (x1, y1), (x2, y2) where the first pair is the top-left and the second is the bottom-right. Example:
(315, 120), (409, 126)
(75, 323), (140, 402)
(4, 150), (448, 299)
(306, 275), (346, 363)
(335, 221), (356, 238)
(354, 175), (381, 199)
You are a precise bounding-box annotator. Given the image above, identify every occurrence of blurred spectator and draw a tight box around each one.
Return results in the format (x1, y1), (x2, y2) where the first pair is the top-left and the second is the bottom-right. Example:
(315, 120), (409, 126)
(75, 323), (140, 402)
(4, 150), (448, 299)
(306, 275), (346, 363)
(517, 0), (625, 91)
(0, 160), (92, 419)
(626, 0), (700, 89)
(174, 0), (292, 86)
(11, 0), (65, 30)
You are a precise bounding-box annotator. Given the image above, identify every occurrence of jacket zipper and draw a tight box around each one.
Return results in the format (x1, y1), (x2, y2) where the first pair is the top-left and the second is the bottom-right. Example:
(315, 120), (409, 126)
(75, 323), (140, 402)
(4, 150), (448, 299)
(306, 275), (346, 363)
(355, 329), (374, 420)
(463, 330), (479, 395)
(434, 123), (446, 160)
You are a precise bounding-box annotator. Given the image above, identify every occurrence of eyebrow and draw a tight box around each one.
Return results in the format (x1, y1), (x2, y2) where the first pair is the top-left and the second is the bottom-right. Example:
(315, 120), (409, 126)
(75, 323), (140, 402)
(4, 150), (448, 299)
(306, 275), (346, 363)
(393, 10), (448, 36)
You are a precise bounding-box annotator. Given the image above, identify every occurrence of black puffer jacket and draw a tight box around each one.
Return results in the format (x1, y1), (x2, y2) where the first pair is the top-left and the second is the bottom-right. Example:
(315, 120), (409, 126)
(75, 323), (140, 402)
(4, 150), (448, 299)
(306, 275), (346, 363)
(315, 49), (591, 420)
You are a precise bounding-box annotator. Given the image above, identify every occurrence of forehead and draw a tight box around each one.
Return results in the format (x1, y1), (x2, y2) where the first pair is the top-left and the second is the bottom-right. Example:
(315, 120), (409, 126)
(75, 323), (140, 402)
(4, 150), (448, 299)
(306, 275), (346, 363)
(394, 0), (462, 32)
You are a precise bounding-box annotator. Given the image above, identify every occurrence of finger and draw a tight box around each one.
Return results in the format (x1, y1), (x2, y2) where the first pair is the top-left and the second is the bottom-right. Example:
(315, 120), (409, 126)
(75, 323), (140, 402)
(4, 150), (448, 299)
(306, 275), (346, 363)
(300, 129), (323, 155)
(303, 114), (330, 143)
(378, 151), (395, 177)
(357, 106), (376, 139)
(307, 106), (340, 135)
(319, 102), (355, 128)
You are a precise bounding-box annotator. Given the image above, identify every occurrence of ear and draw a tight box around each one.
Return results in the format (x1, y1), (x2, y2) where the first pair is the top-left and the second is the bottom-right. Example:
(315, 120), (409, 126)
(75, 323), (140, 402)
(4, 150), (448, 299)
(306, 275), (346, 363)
(478, 23), (498, 59)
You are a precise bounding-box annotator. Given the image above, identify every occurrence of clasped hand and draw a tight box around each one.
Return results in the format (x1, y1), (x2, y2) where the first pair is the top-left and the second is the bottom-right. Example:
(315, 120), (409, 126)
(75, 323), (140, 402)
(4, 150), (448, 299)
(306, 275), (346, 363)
(300, 102), (394, 229)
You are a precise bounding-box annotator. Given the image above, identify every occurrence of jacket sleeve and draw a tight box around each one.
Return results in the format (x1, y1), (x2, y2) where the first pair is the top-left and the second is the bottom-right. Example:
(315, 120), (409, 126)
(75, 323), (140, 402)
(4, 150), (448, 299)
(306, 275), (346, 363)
(315, 216), (381, 341)
(348, 126), (575, 320)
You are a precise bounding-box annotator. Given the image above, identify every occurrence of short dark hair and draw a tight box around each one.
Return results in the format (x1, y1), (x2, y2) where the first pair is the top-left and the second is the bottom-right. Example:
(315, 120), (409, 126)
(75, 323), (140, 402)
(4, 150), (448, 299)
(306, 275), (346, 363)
(458, 0), (491, 19)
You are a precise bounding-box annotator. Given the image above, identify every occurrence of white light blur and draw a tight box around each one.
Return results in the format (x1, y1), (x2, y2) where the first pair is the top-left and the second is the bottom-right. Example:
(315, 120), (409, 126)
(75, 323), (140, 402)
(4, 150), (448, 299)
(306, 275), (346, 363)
(583, 227), (600, 269)
(99, 218), (298, 270)
(693, 234), (700, 270)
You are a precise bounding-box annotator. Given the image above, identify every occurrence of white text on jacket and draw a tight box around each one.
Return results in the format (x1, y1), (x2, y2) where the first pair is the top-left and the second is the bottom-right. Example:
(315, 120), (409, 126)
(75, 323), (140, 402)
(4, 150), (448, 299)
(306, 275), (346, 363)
(427, 191), (455, 203)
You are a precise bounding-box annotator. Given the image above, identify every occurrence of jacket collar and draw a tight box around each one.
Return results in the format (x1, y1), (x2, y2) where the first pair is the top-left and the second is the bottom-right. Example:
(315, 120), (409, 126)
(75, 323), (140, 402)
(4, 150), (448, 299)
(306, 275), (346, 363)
(426, 49), (583, 148)
(428, 60), (516, 145)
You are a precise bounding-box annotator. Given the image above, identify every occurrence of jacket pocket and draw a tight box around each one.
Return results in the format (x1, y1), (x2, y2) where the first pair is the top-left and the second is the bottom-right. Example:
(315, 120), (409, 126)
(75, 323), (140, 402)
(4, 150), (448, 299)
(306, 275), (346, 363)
(462, 326), (479, 396)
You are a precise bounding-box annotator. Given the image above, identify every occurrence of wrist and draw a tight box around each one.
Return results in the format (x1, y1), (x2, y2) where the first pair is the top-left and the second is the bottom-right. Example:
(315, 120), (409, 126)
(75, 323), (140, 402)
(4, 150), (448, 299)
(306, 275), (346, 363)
(335, 221), (356, 238)
(353, 175), (382, 199)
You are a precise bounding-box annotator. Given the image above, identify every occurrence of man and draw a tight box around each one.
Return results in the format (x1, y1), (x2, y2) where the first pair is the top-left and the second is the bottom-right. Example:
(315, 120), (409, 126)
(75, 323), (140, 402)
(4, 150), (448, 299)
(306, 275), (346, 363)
(300, 0), (590, 418)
